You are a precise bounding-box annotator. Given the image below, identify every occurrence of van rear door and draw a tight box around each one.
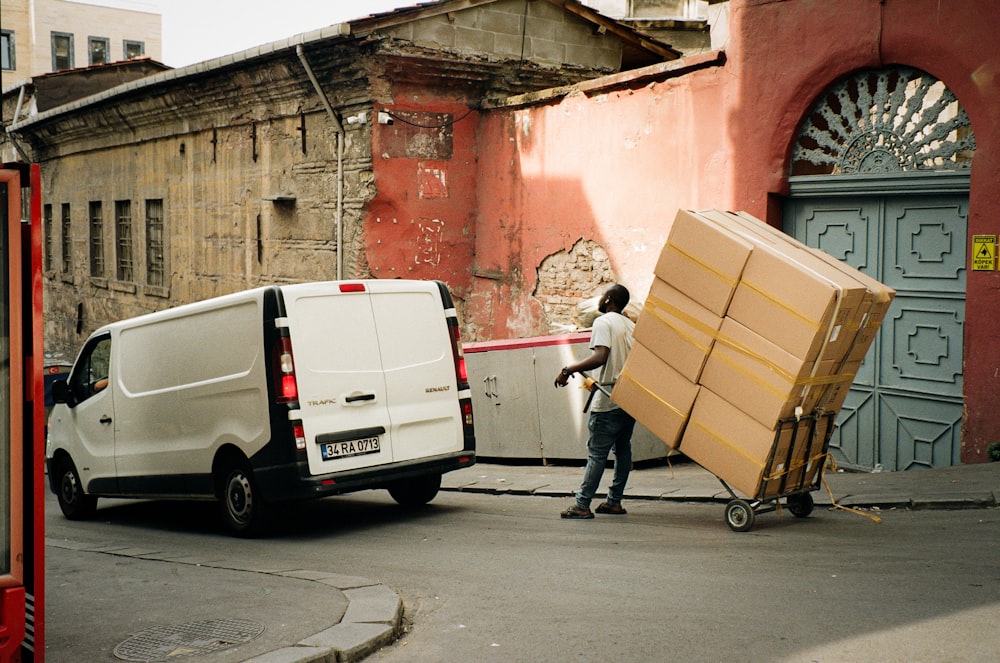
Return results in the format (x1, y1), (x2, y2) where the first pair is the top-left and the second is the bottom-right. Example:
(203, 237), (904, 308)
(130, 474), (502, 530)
(367, 280), (465, 462)
(281, 283), (395, 475)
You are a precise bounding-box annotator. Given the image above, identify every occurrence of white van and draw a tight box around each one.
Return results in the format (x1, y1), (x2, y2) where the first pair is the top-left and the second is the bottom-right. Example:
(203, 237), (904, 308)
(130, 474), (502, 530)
(46, 280), (476, 535)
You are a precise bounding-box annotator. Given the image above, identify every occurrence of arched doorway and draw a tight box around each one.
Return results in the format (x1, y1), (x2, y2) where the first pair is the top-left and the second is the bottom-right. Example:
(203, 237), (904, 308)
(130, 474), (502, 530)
(783, 67), (974, 471)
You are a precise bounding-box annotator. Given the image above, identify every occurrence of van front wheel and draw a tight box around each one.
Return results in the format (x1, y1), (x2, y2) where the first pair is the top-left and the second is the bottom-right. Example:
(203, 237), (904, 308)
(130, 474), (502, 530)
(55, 458), (97, 520)
(388, 473), (441, 507)
(219, 462), (269, 536)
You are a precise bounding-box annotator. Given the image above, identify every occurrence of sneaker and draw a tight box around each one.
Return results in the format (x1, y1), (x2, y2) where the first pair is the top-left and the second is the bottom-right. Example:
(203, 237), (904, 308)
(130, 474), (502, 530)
(560, 504), (595, 519)
(596, 502), (627, 515)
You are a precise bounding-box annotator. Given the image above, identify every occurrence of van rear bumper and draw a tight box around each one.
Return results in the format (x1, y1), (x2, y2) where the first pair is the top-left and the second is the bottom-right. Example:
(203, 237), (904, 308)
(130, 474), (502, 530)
(254, 451), (476, 502)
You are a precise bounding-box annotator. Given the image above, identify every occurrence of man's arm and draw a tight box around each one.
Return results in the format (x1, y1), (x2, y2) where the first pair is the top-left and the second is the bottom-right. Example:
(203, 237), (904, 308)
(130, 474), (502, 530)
(554, 345), (609, 388)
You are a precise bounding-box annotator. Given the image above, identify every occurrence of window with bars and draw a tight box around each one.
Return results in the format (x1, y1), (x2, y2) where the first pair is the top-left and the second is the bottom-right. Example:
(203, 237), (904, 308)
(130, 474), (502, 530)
(145, 199), (165, 287)
(89, 201), (104, 277)
(115, 200), (133, 282)
(61, 203), (72, 273)
(43, 204), (53, 271)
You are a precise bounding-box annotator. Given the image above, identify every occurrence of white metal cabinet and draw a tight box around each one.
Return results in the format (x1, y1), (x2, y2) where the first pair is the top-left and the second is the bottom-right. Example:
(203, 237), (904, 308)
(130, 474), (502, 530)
(465, 334), (669, 462)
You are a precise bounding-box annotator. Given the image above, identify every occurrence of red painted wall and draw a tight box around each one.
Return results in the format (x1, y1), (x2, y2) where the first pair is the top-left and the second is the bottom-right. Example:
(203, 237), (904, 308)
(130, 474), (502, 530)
(367, 87), (479, 301)
(470, 55), (731, 340)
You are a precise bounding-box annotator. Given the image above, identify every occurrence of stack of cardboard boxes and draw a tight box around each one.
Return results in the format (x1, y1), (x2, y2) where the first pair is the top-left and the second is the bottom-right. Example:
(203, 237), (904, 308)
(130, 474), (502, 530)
(612, 210), (895, 498)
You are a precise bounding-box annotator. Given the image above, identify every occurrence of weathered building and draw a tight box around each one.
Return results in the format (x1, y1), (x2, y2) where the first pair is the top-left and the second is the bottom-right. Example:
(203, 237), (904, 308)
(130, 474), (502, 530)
(5, 0), (999, 470)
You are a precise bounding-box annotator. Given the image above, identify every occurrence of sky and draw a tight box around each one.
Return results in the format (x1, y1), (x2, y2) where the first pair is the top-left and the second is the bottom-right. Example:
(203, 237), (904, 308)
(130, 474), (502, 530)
(154, 0), (414, 68)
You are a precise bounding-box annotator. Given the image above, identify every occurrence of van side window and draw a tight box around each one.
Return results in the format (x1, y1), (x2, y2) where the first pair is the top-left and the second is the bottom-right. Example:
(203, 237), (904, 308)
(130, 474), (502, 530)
(69, 336), (112, 402)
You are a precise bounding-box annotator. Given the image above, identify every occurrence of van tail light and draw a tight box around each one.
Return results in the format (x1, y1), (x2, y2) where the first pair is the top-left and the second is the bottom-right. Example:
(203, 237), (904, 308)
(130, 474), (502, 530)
(292, 421), (306, 450)
(447, 318), (469, 388)
(461, 400), (474, 428)
(274, 335), (299, 404)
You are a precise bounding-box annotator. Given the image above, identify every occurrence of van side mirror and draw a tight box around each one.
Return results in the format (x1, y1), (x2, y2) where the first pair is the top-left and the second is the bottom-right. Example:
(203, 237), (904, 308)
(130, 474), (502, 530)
(51, 379), (73, 406)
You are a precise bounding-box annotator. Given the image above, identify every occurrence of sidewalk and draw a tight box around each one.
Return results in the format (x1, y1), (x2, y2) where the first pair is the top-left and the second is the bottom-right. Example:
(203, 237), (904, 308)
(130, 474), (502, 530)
(45, 460), (999, 663)
(442, 458), (1000, 511)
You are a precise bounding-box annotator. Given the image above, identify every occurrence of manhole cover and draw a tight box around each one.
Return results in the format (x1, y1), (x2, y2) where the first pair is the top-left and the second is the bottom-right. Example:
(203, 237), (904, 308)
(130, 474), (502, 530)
(113, 618), (265, 661)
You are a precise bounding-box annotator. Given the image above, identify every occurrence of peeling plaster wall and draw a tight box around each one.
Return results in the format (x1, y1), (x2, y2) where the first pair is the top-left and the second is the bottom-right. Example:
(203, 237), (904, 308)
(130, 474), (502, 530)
(470, 64), (729, 340)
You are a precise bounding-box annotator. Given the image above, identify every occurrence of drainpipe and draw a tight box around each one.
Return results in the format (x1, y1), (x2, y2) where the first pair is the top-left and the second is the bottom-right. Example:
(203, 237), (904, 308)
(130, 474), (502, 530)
(296, 45), (345, 280)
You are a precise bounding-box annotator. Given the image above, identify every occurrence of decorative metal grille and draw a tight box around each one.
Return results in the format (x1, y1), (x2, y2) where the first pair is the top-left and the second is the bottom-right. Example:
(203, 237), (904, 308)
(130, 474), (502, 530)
(791, 66), (975, 176)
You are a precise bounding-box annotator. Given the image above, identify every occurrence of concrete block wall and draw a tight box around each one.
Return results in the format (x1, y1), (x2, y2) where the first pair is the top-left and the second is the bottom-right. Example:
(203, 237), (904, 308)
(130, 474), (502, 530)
(386, 0), (621, 71)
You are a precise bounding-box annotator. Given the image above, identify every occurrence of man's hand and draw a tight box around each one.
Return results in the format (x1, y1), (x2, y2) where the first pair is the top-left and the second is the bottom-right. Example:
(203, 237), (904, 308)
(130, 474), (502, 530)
(554, 367), (572, 388)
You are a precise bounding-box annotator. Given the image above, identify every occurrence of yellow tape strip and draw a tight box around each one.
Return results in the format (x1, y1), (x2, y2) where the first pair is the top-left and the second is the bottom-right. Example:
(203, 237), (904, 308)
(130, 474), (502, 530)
(820, 454), (882, 524)
(688, 417), (764, 470)
(739, 278), (821, 330)
(643, 296), (718, 352)
(619, 371), (686, 419)
(665, 241), (739, 288)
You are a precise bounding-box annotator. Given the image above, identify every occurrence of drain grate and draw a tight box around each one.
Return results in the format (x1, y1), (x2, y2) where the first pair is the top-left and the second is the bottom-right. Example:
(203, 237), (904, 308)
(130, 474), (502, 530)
(113, 618), (265, 661)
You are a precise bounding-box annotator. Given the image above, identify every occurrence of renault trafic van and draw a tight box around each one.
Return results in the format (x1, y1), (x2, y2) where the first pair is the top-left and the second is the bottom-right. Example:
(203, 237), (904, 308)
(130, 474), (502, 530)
(46, 280), (475, 535)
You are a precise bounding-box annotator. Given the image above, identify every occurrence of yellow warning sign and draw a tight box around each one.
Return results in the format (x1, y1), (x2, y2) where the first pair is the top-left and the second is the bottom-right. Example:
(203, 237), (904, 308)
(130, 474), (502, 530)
(972, 235), (997, 271)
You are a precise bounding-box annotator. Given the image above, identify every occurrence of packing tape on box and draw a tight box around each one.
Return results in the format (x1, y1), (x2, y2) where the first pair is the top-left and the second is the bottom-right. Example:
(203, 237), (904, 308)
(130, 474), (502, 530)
(687, 417), (766, 472)
(617, 370), (688, 419)
(643, 295), (718, 352)
(664, 241), (740, 288)
(738, 277), (823, 331)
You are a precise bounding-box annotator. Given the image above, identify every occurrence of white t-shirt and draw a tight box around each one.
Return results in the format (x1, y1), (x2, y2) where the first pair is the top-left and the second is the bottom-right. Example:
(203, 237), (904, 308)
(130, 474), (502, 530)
(589, 311), (635, 412)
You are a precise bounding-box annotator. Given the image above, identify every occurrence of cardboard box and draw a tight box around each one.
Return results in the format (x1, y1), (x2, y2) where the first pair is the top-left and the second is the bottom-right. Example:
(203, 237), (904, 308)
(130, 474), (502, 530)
(633, 278), (723, 383)
(702, 209), (874, 365)
(808, 358), (863, 414)
(727, 239), (868, 363)
(680, 389), (779, 498)
(700, 318), (816, 427)
(611, 343), (699, 450)
(654, 210), (754, 317)
(804, 246), (896, 364)
(681, 389), (831, 498)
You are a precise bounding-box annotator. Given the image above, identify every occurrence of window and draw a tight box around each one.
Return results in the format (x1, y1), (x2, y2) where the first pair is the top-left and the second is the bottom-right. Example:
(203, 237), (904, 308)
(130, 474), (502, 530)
(1, 30), (14, 71)
(89, 201), (104, 277)
(145, 199), (165, 287)
(61, 204), (72, 273)
(68, 335), (111, 403)
(89, 37), (110, 66)
(51, 32), (74, 71)
(123, 40), (144, 60)
(43, 204), (53, 271)
(115, 200), (133, 282)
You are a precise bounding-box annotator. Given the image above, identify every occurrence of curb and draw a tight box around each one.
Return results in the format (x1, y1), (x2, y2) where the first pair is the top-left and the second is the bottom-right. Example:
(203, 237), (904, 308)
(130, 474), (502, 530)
(46, 539), (403, 663)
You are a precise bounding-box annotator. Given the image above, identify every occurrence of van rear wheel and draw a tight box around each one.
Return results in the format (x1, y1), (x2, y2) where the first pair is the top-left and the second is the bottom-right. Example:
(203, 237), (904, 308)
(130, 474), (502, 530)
(388, 473), (441, 507)
(219, 461), (269, 536)
(55, 458), (97, 520)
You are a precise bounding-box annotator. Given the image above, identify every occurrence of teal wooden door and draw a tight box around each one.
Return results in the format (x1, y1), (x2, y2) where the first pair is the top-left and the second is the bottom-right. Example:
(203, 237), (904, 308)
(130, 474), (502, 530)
(784, 191), (967, 470)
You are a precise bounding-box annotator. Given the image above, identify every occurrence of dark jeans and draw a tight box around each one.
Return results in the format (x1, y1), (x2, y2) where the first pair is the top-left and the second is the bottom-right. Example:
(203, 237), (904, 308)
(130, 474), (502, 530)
(575, 407), (636, 509)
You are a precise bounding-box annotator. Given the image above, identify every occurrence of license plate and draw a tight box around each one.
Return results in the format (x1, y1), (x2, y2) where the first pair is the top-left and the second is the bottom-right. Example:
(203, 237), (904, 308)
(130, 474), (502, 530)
(320, 436), (381, 460)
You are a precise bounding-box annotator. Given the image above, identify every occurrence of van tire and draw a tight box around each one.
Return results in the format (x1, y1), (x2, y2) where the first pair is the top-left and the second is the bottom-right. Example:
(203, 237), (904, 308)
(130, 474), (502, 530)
(55, 458), (97, 520)
(219, 461), (269, 536)
(388, 473), (441, 507)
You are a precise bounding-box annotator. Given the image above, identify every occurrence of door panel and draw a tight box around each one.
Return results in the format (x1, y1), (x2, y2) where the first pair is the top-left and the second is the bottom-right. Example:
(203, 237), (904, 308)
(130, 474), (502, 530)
(785, 192), (966, 471)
